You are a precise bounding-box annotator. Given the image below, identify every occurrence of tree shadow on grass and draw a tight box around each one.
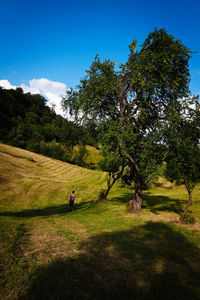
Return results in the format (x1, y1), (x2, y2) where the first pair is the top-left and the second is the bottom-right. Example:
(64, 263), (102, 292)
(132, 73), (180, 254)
(0, 201), (94, 218)
(111, 191), (184, 215)
(19, 221), (200, 300)
(143, 193), (184, 215)
(110, 191), (134, 203)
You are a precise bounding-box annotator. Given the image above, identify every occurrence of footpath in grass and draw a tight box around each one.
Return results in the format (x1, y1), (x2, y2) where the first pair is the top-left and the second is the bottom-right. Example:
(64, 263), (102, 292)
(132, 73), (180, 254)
(0, 143), (200, 299)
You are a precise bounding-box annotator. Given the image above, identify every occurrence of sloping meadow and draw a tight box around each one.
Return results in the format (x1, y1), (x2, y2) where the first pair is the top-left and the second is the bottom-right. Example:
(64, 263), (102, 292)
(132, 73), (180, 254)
(0, 143), (200, 299)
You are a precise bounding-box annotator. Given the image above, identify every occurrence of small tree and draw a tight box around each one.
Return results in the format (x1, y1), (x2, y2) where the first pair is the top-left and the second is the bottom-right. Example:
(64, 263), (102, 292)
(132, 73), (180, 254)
(98, 147), (126, 200)
(163, 97), (200, 222)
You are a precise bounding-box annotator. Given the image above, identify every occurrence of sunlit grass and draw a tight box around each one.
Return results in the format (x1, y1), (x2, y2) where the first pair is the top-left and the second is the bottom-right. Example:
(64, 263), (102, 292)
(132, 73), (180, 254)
(0, 143), (200, 299)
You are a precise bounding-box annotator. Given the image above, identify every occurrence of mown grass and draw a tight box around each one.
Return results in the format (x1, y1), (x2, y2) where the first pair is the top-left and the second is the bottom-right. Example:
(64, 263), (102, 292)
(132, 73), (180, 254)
(0, 143), (200, 299)
(85, 145), (103, 168)
(73, 144), (103, 169)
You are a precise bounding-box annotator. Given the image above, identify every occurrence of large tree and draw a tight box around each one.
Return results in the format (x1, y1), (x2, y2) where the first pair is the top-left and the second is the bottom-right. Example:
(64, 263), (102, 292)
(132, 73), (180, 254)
(64, 28), (191, 211)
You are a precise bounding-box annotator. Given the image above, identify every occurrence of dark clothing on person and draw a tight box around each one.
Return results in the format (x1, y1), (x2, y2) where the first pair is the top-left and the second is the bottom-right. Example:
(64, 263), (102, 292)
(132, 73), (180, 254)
(69, 193), (76, 211)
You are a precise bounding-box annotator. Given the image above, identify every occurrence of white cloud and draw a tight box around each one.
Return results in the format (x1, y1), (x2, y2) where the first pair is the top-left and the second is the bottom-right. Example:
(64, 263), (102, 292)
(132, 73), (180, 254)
(20, 83), (40, 94)
(0, 79), (16, 89)
(21, 78), (67, 116)
(0, 78), (68, 117)
(29, 78), (66, 94)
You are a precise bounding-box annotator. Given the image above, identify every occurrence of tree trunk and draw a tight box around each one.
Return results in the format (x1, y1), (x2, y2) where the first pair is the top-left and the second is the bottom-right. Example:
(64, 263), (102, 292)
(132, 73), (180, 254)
(126, 154), (143, 212)
(103, 166), (125, 200)
(180, 175), (192, 222)
(129, 177), (142, 212)
(119, 92), (143, 212)
(104, 185), (112, 199)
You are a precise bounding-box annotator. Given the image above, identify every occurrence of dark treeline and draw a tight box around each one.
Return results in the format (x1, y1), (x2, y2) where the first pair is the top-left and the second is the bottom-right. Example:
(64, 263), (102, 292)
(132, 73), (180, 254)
(0, 87), (97, 168)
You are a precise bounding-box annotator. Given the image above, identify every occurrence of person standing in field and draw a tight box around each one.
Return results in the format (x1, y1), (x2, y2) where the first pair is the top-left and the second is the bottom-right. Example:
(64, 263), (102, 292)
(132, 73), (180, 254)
(69, 190), (76, 211)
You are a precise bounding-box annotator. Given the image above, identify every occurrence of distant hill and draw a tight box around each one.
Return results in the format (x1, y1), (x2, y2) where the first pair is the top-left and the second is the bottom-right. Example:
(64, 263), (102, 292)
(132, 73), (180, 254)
(0, 87), (99, 168)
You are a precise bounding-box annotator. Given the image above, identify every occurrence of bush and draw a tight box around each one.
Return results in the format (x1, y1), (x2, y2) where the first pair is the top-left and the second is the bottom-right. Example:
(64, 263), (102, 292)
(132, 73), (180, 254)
(182, 214), (196, 224)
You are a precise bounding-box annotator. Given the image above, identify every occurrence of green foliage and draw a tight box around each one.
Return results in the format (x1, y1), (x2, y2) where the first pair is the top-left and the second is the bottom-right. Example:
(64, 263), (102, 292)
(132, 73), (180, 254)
(63, 28), (192, 205)
(162, 97), (200, 221)
(98, 154), (121, 173)
(163, 97), (200, 187)
(73, 143), (88, 167)
(0, 86), (97, 168)
(127, 28), (191, 101)
(183, 214), (196, 225)
(65, 54), (119, 123)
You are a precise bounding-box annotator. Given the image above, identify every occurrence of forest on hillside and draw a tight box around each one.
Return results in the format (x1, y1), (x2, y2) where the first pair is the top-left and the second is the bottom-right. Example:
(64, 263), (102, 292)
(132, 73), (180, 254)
(0, 86), (98, 168)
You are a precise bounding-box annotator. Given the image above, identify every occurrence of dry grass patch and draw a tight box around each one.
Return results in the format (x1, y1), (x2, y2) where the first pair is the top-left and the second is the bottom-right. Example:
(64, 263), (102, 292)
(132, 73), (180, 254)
(25, 218), (89, 265)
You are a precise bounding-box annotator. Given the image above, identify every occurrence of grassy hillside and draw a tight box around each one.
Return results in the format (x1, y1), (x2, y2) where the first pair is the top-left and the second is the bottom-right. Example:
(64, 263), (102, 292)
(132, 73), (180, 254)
(73, 144), (103, 169)
(0, 143), (200, 299)
(85, 145), (103, 167)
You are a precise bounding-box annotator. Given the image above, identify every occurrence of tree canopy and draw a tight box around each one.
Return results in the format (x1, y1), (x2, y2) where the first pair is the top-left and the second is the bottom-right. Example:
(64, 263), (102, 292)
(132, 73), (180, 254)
(64, 28), (192, 211)
(163, 97), (200, 221)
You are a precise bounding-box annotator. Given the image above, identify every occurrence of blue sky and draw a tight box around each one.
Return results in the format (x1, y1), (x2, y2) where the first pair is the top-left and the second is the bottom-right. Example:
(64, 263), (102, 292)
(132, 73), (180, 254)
(0, 0), (200, 114)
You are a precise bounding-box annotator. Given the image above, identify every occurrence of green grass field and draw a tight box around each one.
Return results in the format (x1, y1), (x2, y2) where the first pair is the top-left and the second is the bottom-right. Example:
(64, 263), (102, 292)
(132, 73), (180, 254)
(0, 143), (200, 299)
